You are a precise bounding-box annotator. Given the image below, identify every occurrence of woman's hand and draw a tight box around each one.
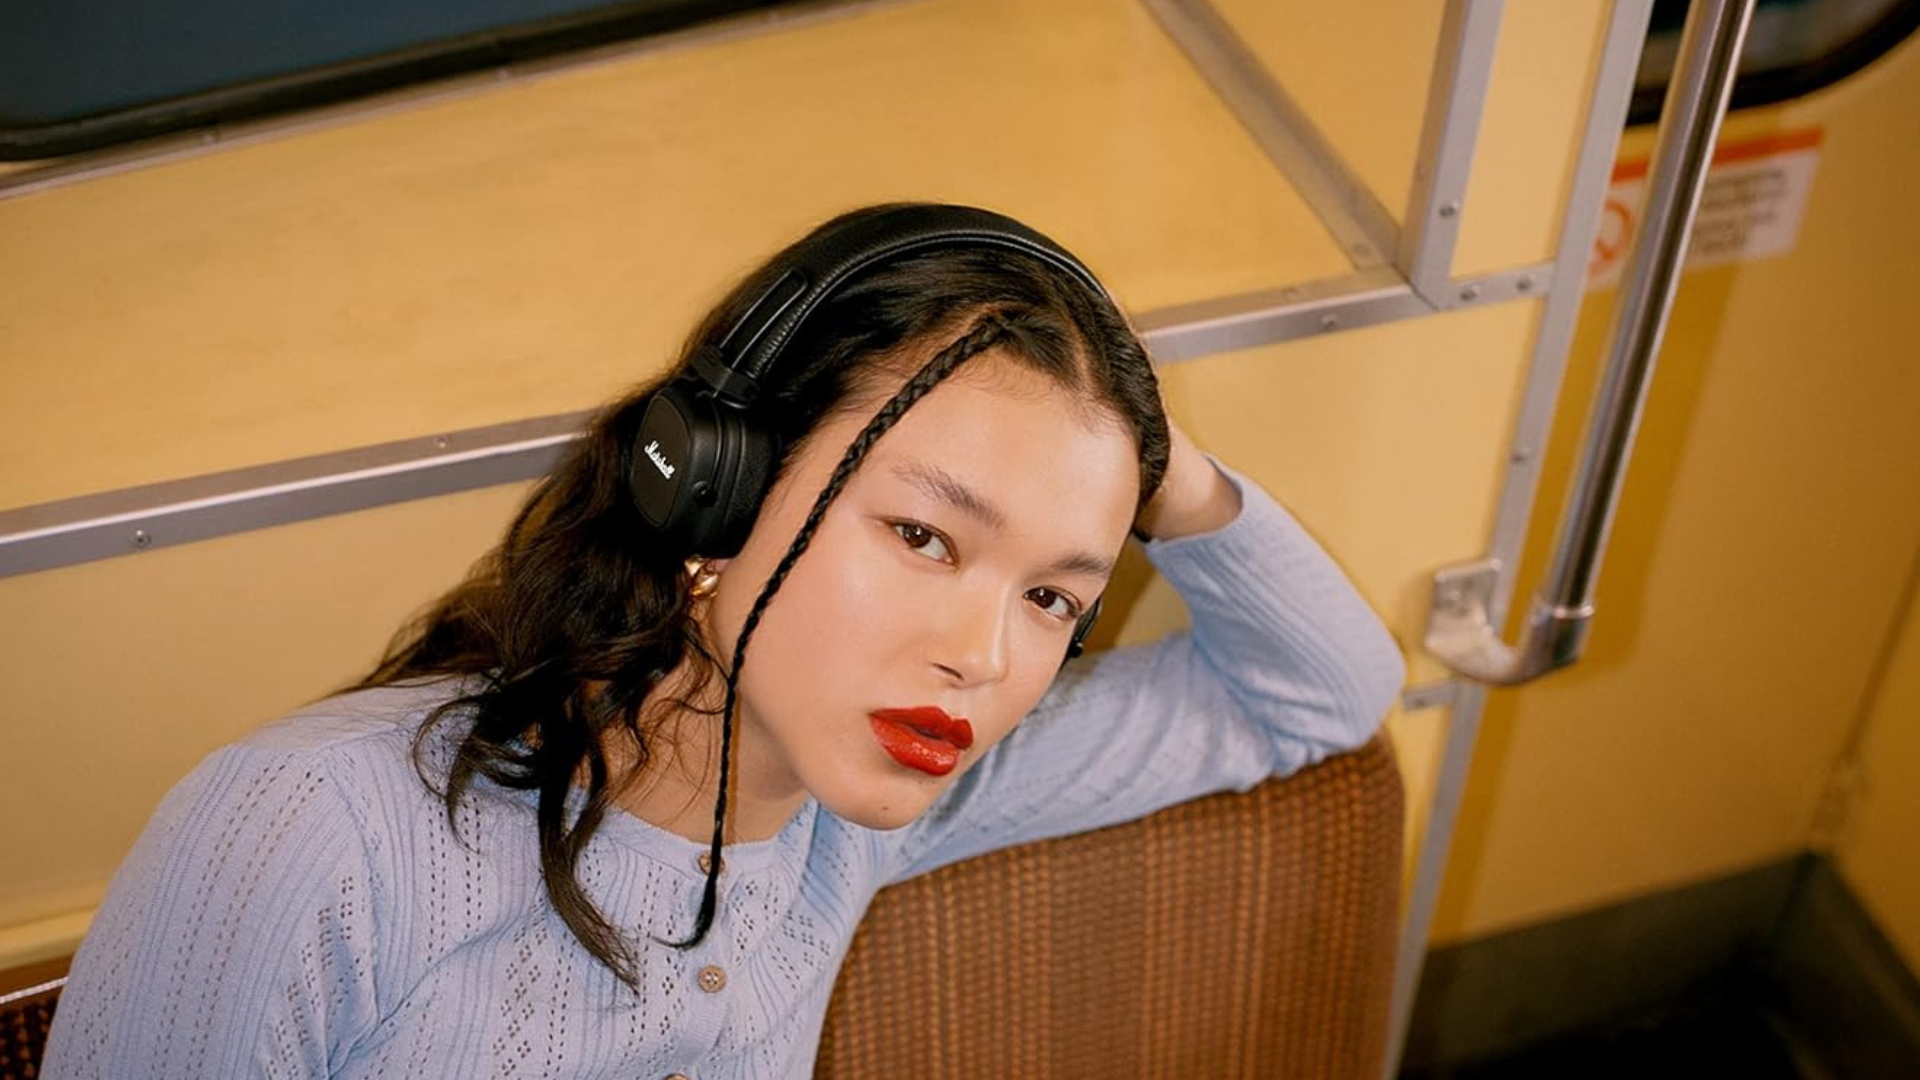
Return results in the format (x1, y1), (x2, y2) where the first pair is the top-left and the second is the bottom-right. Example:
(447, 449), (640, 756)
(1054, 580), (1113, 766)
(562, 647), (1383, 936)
(1134, 422), (1242, 542)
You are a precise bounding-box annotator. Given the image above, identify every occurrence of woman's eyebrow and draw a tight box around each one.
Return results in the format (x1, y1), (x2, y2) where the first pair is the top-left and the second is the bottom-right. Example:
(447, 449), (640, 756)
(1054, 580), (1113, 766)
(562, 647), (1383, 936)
(890, 461), (1006, 530)
(889, 460), (1115, 579)
(1048, 549), (1116, 580)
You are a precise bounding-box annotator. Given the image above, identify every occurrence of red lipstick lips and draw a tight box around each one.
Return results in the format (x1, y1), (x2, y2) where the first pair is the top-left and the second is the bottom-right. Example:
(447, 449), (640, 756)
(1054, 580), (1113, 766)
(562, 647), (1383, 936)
(869, 706), (974, 777)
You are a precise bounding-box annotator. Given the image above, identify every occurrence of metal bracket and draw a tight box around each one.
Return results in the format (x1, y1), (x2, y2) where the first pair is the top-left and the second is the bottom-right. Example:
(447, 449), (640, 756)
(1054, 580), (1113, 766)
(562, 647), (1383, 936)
(1430, 559), (1502, 633)
(1399, 678), (1465, 713)
(1425, 558), (1593, 686)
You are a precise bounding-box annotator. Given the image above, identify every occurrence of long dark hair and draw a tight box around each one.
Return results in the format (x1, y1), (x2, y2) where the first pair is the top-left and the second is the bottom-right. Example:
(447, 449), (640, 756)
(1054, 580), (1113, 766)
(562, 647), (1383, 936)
(357, 204), (1171, 986)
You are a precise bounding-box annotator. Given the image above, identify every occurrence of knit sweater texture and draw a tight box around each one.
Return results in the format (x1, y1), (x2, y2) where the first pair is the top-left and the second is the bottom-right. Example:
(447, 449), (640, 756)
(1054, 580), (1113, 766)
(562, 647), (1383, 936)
(44, 468), (1405, 1079)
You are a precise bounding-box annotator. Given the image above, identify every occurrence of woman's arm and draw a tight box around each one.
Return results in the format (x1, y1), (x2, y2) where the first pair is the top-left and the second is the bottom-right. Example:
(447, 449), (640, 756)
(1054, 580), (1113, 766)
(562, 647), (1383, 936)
(41, 740), (382, 1079)
(885, 426), (1405, 880)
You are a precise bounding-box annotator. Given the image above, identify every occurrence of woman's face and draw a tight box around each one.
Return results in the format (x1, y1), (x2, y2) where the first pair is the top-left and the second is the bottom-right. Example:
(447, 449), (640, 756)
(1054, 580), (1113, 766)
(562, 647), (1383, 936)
(702, 350), (1141, 831)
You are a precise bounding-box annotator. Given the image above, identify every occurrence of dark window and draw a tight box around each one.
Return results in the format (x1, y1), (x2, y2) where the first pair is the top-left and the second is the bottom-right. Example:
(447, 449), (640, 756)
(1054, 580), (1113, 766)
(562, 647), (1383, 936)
(1630, 0), (1920, 124)
(0, 0), (799, 159)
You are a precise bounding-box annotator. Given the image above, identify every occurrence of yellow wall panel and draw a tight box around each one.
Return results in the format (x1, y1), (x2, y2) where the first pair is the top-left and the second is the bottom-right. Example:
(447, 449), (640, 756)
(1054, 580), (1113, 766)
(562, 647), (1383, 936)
(0, 484), (529, 939)
(1210, 0), (1443, 230)
(0, 0), (1351, 510)
(1106, 303), (1543, 893)
(1454, 0), (1612, 274)
(1432, 31), (1920, 939)
(1210, 0), (1613, 276)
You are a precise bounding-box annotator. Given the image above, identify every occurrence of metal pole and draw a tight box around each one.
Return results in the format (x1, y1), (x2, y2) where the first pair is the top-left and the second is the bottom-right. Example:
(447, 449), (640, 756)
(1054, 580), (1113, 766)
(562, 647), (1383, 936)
(1425, 0), (1757, 686)
(1545, 0), (1755, 611)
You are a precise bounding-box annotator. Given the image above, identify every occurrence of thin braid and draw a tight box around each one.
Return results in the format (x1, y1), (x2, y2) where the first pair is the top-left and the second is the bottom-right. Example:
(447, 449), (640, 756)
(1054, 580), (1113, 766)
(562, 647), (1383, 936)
(670, 316), (1010, 948)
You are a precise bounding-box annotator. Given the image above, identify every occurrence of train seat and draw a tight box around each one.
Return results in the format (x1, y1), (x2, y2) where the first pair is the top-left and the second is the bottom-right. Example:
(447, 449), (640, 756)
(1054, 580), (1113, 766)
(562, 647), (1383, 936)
(817, 735), (1404, 1079)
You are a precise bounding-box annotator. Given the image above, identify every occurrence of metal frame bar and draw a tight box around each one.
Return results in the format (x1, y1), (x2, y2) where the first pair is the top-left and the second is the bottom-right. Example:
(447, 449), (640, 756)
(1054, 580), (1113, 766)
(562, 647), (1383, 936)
(1397, 0), (1507, 301)
(0, 416), (582, 577)
(0, 261), (1554, 580)
(0, 978), (65, 1010)
(1140, 0), (1400, 269)
(1384, 681), (1483, 1077)
(1137, 262), (1546, 362)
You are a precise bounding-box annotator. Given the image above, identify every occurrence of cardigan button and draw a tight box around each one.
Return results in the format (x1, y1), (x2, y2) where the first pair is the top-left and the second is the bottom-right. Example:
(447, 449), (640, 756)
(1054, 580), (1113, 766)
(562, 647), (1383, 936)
(697, 964), (726, 993)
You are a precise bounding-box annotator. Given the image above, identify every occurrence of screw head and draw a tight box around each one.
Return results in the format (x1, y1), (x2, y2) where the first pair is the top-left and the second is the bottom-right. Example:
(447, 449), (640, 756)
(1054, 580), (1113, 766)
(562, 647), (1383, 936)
(131, 529), (152, 549)
(1439, 202), (1460, 218)
(1319, 314), (1340, 332)
(1459, 284), (1481, 302)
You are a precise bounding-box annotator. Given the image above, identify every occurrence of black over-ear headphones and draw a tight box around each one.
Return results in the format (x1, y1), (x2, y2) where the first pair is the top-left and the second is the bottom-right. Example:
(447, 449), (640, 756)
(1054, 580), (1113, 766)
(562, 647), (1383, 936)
(628, 204), (1115, 659)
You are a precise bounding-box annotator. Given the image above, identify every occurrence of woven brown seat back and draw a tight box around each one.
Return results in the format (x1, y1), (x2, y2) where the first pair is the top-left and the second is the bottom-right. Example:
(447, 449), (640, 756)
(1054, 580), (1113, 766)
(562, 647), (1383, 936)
(815, 737), (1402, 1080)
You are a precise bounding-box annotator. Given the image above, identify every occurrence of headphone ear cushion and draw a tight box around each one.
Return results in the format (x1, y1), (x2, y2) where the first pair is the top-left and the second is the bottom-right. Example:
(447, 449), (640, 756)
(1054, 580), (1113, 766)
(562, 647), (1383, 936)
(700, 414), (778, 557)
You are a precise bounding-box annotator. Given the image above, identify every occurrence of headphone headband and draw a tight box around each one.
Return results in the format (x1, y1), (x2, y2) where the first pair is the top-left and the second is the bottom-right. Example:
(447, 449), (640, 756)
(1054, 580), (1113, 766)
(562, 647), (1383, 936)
(697, 205), (1108, 406)
(628, 203), (1114, 656)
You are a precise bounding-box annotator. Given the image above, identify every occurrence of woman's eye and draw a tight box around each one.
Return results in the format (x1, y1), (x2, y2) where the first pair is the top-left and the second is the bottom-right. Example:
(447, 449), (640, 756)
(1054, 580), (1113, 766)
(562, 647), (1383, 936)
(891, 522), (953, 563)
(1027, 587), (1080, 621)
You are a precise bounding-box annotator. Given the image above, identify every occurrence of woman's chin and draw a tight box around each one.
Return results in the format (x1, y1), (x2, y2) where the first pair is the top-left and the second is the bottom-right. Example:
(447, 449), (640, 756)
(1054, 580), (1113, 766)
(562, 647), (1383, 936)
(818, 784), (940, 832)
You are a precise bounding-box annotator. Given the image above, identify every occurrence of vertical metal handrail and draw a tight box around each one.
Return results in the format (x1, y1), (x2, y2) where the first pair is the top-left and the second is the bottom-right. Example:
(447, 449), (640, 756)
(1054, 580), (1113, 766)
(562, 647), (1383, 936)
(1425, 0), (1757, 686)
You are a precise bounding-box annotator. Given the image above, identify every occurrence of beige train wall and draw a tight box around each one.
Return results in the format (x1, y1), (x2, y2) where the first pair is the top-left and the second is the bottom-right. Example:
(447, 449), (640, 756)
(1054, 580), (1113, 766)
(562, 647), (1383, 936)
(0, 0), (1609, 970)
(1429, 22), (1920, 963)
(4, 0), (1915, 988)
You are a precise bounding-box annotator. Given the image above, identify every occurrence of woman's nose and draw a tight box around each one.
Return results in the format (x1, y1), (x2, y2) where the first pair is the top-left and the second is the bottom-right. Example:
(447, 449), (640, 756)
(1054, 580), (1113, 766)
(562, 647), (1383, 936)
(930, 588), (1010, 687)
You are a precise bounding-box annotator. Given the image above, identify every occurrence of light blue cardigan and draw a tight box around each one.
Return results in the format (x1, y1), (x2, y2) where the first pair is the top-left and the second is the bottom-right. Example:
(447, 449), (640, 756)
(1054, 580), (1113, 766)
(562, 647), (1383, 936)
(44, 466), (1404, 1079)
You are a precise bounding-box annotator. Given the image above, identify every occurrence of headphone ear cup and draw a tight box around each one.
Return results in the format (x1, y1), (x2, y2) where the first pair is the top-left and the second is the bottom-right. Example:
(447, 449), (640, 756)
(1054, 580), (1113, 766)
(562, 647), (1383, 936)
(630, 379), (781, 557)
(630, 381), (705, 548)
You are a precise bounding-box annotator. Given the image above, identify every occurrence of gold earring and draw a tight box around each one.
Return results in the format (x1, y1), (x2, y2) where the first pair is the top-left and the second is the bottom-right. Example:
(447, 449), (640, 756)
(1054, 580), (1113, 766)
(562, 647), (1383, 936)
(685, 557), (721, 599)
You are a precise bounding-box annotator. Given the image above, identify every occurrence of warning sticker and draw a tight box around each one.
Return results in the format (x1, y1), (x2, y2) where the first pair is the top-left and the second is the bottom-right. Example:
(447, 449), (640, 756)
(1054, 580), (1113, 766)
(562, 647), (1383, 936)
(1589, 129), (1822, 288)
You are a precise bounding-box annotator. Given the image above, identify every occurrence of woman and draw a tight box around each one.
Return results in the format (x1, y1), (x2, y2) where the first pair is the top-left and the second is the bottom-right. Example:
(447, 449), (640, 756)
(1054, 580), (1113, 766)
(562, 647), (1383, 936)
(43, 204), (1404, 1078)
